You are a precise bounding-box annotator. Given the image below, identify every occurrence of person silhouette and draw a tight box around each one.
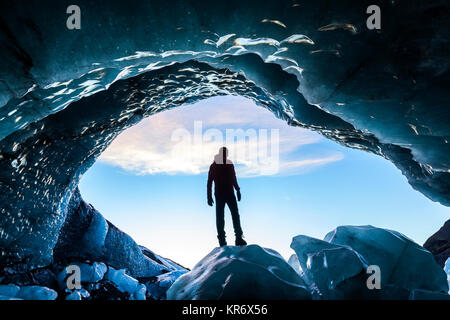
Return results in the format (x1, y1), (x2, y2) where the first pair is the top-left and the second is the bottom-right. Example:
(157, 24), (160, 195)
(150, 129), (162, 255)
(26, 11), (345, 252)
(207, 147), (247, 247)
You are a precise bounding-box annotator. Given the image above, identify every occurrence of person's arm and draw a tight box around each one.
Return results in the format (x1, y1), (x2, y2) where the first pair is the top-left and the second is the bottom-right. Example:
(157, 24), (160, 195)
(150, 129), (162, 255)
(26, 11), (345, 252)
(232, 164), (241, 201)
(232, 164), (240, 190)
(207, 165), (214, 206)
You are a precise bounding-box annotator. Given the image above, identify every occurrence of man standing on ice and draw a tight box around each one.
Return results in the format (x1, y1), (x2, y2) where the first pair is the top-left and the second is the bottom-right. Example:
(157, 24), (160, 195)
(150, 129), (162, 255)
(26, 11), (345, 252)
(207, 147), (247, 247)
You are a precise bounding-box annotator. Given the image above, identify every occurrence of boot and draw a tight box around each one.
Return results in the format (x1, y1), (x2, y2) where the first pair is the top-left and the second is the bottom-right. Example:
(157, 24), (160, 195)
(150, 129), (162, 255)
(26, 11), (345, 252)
(235, 235), (247, 246)
(217, 235), (227, 247)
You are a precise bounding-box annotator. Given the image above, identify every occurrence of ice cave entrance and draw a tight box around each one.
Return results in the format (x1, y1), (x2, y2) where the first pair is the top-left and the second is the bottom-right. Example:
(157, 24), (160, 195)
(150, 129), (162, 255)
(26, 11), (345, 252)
(79, 95), (449, 268)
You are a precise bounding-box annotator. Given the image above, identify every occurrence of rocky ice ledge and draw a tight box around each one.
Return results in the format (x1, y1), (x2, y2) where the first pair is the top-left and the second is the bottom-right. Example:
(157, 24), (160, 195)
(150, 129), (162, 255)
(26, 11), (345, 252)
(167, 225), (450, 300)
(1, 224), (449, 300)
(0, 188), (189, 300)
(0, 0), (449, 270)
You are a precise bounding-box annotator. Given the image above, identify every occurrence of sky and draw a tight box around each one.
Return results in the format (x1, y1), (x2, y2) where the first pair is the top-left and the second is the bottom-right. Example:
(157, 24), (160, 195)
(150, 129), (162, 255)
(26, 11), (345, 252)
(79, 95), (449, 268)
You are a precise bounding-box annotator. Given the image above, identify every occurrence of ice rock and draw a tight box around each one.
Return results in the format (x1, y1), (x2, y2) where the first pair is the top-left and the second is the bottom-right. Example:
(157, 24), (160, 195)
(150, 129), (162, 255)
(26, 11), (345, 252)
(0, 284), (57, 300)
(106, 267), (146, 300)
(167, 245), (311, 300)
(82, 262), (107, 283)
(409, 289), (450, 300)
(65, 288), (90, 300)
(65, 291), (82, 300)
(140, 246), (187, 271)
(16, 286), (58, 300)
(144, 270), (188, 300)
(0, 284), (20, 297)
(290, 235), (368, 299)
(445, 258), (450, 294)
(324, 225), (449, 293)
(0, 295), (22, 300)
(287, 254), (302, 276)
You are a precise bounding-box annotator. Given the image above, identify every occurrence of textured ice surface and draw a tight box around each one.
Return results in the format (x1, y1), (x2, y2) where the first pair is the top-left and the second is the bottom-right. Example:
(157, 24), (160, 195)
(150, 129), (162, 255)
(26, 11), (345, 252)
(287, 226), (450, 299)
(445, 258), (450, 294)
(0, 284), (20, 297)
(65, 288), (90, 301)
(287, 254), (302, 276)
(291, 235), (368, 299)
(106, 268), (146, 300)
(143, 270), (188, 300)
(0, 0), (449, 268)
(55, 261), (149, 300)
(16, 286), (58, 300)
(0, 285), (57, 300)
(167, 245), (311, 300)
(65, 290), (82, 300)
(324, 225), (449, 293)
(0, 295), (21, 300)
(140, 246), (188, 271)
(409, 289), (450, 300)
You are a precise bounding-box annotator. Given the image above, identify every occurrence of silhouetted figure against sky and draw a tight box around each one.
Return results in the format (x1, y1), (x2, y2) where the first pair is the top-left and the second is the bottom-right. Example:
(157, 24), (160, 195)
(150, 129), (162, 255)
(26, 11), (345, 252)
(207, 147), (247, 247)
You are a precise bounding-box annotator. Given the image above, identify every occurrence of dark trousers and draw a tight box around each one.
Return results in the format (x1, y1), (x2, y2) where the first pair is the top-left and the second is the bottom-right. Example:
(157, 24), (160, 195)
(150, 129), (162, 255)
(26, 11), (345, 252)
(215, 193), (243, 238)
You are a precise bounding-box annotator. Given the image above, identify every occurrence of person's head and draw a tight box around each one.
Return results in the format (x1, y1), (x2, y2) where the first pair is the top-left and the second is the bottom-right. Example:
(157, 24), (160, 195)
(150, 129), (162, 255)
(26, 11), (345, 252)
(219, 147), (228, 159)
(214, 147), (228, 164)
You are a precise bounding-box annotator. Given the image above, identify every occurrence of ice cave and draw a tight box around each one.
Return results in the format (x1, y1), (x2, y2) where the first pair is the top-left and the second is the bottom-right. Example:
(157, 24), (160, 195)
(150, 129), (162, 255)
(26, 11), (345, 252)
(0, 0), (449, 300)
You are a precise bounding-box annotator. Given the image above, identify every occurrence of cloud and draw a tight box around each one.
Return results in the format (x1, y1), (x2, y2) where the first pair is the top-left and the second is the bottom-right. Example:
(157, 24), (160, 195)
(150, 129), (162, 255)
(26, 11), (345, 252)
(98, 96), (343, 176)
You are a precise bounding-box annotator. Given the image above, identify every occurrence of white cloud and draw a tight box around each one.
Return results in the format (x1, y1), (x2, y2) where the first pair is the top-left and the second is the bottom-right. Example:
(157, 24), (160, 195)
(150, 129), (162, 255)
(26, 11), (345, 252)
(98, 96), (343, 176)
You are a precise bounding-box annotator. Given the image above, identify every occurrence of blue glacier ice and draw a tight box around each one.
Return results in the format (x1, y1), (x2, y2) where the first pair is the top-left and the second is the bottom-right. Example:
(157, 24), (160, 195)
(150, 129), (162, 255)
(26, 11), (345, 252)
(445, 258), (450, 294)
(0, 284), (57, 300)
(324, 225), (448, 293)
(0, 0), (449, 301)
(0, 296), (21, 300)
(167, 245), (311, 300)
(167, 227), (449, 300)
(290, 235), (368, 299)
(144, 270), (188, 300)
(0, 0), (449, 270)
(65, 291), (82, 301)
(0, 284), (20, 297)
(106, 268), (147, 300)
(409, 289), (450, 300)
(287, 254), (302, 276)
(287, 226), (450, 299)
(16, 286), (58, 300)
(65, 288), (90, 301)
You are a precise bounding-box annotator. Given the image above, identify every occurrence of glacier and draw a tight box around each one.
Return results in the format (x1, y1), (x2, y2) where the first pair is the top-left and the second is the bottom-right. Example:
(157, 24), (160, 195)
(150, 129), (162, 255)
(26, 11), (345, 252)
(324, 225), (448, 292)
(0, 0), (449, 300)
(0, 0), (449, 269)
(166, 245), (312, 300)
(446, 258), (450, 294)
(166, 226), (449, 300)
(0, 224), (448, 299)
(0, 284), (57, 300)
(290, 235), (369, 299)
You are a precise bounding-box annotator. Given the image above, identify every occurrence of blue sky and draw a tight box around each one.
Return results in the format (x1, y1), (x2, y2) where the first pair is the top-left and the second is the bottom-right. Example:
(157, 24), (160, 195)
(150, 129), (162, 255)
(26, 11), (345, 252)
(79, 95), (449, 268)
